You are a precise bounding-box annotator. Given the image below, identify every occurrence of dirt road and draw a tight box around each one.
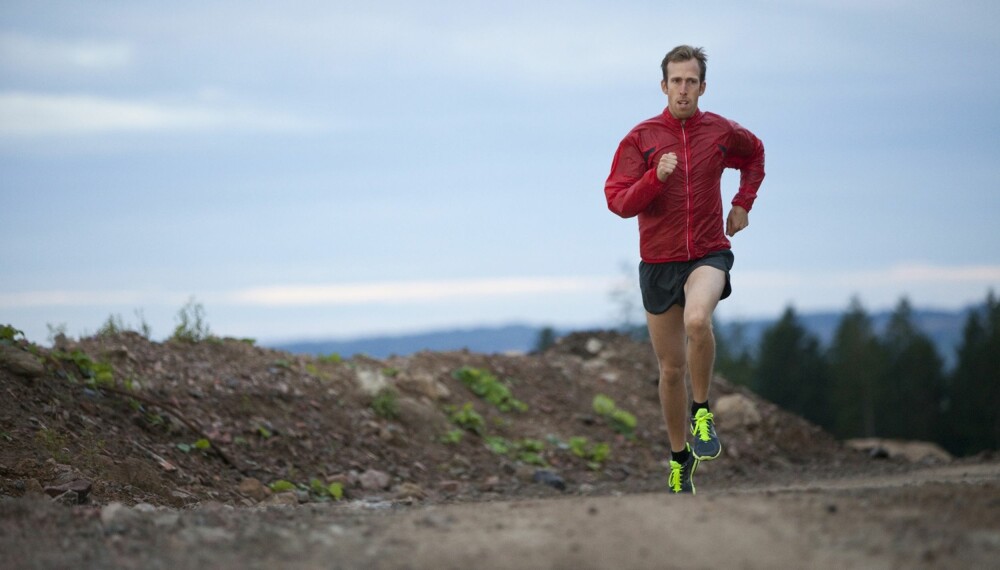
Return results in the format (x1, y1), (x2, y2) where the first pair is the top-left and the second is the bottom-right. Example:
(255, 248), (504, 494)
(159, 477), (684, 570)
(4, 461), (998, 569)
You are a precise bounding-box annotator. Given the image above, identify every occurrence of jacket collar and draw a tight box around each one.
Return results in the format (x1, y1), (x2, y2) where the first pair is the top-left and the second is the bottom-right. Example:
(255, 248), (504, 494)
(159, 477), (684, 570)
(662, 107), (703, 128)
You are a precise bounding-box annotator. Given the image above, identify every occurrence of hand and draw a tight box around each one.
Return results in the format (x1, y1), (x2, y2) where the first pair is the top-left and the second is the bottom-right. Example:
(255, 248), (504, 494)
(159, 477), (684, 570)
(726, 205), (748, 237)
(656, 152), (677, 182)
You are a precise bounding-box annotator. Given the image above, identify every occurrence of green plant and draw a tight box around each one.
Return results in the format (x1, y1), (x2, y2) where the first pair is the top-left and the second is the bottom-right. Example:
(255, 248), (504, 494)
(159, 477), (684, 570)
(484, 435), (511, 454)
(592, 394), (637, 438)
(1, 324), (25, 343)
(318, 352), (343, 364)
(371, 387), (400, 420)
(35, 428), (69, 461)
(256, 425), (273, 439)
(441, 429), (465, 444)
(310, 478), (344, 500)
(568, 436), (611, 470)
(382, 367), (400, 377)
(269, 480), (296, 493)
(592, 394), (616, 416)
(171, 297), (211, 343)
(447, 402), (485, 435)
(453, 367), (528, 412)
(54, 350), (114, 387)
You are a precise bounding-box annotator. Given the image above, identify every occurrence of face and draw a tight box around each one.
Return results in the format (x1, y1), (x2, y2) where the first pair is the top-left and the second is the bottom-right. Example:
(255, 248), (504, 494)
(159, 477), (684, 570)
(660, 58), (706, 120)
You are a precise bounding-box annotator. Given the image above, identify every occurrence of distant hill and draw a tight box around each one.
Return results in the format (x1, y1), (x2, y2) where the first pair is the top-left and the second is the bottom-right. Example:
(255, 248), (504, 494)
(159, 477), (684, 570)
(270, 305), (981, 368)
(271, 324), (558, 359)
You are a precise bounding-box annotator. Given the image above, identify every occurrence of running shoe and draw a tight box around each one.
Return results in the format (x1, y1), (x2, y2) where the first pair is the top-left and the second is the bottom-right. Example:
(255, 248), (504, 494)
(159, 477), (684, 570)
(668, 445), (698, 494)
(690, 408), (722, 460)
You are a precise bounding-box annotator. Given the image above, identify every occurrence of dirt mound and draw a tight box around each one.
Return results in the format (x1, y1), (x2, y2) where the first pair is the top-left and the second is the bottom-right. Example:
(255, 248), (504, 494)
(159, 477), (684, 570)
(2, 329), (876, 508)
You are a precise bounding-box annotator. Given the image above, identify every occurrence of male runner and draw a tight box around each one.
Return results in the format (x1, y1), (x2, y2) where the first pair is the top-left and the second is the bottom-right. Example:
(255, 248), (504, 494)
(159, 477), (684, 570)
(604, 45), (765, 494)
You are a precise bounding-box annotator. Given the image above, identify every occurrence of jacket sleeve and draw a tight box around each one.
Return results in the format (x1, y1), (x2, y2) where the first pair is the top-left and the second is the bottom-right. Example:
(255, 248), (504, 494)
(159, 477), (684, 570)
(604, 136), (665, 219)
(723, 120), (765, 212)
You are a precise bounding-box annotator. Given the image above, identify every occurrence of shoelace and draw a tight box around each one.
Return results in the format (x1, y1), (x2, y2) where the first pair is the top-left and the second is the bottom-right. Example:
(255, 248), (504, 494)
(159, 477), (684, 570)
(668, 461), (684, 493)
(694, 411), (715, 442)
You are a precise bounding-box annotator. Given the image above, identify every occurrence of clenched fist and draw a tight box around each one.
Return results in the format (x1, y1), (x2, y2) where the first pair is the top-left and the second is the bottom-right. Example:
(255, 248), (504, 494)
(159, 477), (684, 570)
(656, 152), (677, 182)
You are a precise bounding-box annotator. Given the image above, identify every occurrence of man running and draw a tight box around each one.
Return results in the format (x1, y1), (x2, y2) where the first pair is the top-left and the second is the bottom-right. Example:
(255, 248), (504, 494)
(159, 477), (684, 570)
(604, 45), (765, 494)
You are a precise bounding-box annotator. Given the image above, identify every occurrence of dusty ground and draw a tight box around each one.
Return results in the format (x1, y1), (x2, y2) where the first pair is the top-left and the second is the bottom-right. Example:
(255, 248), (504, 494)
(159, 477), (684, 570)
(1, 329), (998, 568)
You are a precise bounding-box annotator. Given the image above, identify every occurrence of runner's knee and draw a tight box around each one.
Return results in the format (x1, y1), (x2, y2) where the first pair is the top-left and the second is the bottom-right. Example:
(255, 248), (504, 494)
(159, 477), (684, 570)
(658, 363), (685, 387)
(684, 311), (713, 340)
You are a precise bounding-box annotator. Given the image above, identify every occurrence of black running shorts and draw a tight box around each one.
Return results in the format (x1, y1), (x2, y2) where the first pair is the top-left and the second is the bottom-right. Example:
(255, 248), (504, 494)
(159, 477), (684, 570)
(638, 250), (734, 315)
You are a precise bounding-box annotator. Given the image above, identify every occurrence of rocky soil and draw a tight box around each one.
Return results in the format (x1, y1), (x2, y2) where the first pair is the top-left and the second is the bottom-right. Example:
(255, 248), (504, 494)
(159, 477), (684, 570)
(1, 328), (997, 568)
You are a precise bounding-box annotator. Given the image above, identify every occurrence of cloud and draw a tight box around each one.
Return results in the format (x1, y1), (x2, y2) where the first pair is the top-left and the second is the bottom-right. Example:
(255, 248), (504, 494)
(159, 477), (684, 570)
(0, 277), (614, 310)
(0, 92), (318, 137)
(0, 33), (133, 71)
(229, 277), (615, 307)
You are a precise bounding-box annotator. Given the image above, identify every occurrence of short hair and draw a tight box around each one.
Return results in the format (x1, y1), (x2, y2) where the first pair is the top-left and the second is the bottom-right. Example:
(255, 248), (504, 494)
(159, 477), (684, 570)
(661, 45), (707, 83)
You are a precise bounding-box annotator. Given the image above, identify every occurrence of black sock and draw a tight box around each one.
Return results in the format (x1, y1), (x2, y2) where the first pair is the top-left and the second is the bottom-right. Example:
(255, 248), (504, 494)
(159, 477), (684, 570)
(692, 400), (710, 416)
(671, 446), (690, 464)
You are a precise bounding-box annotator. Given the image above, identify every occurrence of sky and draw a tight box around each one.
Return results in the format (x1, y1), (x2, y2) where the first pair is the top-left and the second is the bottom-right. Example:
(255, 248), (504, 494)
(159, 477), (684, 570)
(1, 0), (999, 345)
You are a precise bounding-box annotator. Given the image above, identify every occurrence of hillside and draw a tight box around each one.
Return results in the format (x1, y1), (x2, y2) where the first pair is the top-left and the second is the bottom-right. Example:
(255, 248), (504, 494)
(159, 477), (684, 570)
(2, 328), (998, 568)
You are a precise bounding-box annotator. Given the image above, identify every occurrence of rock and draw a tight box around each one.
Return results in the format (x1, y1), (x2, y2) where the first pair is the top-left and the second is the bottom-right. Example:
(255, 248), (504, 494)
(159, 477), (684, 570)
(437, 480), (461, 494)
(393, 482), (426, 500)
(400, 371), (451, 401)
(23, 479), (45, 496)
(44, 479), (92, 503)
(260, 492), (298, 507)
(0, 345), (45, 378)
(845, 438), (953, 463)
(355, 367), (389, 396)
(715, 393), (761, 428)
(359, 469), (391, 491)
(585, 338), (604, 355)
(479, 476), (501, 492)
(395, 397), (450, 440)
(133, 503), (157, 513)
(238, 478), (272, 502)
(533, 469), (566, 491)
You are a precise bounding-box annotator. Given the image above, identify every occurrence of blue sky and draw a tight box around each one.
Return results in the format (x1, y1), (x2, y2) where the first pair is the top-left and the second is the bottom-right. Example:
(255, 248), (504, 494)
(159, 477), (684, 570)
(2, 0), (998, 344)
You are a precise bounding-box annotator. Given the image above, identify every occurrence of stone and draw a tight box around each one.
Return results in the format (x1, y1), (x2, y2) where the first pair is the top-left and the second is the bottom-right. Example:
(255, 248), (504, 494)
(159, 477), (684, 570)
(532, 469), (566, 491)
(0, 345), (45, 378)
(359, 469), (391, 491)
(261, 492), (298, 507)
(395, 397), (450, 440)
(354, 367), (389, 396)
(845, 438), (953, 463)
(400, 371), (451, 401)
(715, 393), (762, 428)
(237, 478), (272, 502)
(44, 479), (92, 503)
(393, 482), (426, 500)
(585, 338), (604, 355)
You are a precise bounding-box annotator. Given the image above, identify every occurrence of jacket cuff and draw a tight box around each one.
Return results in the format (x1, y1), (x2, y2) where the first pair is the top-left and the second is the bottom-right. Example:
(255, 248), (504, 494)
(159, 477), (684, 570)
(732, 193), (755, 212)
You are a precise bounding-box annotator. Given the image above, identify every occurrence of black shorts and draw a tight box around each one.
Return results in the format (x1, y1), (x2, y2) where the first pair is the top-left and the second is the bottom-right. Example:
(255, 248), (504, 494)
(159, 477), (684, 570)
(639, 250), (734, 315)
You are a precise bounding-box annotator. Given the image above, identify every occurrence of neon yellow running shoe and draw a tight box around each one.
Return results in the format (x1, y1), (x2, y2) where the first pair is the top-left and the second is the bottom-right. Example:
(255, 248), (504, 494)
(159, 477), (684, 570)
(668, 445), (698, 494)
(690, 408), (722, 461)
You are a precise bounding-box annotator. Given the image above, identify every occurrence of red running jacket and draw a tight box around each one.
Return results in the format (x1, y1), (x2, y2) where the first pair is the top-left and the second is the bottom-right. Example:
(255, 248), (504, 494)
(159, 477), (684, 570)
(605, 108), (765, 263)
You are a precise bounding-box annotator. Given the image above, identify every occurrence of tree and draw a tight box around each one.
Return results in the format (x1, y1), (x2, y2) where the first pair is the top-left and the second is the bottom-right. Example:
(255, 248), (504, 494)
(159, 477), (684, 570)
(715, 319), (755, 387)
(880, 298), (946, 441)
(753, 306), (831, 428)
(827, 298), (886, 438)
(946, 291), (1000, 455)
(534, 327), (557, 353)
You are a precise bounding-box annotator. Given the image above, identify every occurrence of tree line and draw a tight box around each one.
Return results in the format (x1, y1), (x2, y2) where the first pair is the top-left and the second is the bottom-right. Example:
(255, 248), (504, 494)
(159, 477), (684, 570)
(714, 291), (999, 457)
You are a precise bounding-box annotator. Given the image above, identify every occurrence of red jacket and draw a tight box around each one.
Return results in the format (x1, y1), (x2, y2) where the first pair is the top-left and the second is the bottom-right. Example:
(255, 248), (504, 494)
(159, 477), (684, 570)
(605, 108), (765, 263)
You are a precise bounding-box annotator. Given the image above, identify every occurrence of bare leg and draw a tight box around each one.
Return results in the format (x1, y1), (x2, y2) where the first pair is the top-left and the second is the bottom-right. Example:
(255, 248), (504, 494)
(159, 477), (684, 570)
(683, 265), (727, 404)
(646, 305), (688, 452)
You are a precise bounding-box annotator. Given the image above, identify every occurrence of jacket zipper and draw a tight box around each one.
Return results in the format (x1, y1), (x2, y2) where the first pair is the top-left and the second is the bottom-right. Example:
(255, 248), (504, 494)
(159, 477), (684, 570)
(681, 124), (692, 259)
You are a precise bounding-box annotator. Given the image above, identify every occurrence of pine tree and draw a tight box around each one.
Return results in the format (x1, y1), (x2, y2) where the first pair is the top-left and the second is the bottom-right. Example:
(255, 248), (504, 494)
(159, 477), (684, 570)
(827, 297), (886, 438)
(753, 306), (831, 428)
(715, 319), (755, 387)
(880, 298), (945, 441)
(946, 291), (1000, 455)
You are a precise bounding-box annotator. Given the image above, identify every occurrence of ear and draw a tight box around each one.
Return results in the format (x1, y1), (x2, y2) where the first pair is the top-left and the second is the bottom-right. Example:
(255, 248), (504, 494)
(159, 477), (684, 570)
(661, 79), (669, 95)
(699, 81), (706, 96)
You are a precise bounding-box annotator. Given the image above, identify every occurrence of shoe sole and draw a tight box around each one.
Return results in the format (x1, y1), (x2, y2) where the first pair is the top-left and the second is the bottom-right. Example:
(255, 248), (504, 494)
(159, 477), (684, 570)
(692, 444), (722, 461)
